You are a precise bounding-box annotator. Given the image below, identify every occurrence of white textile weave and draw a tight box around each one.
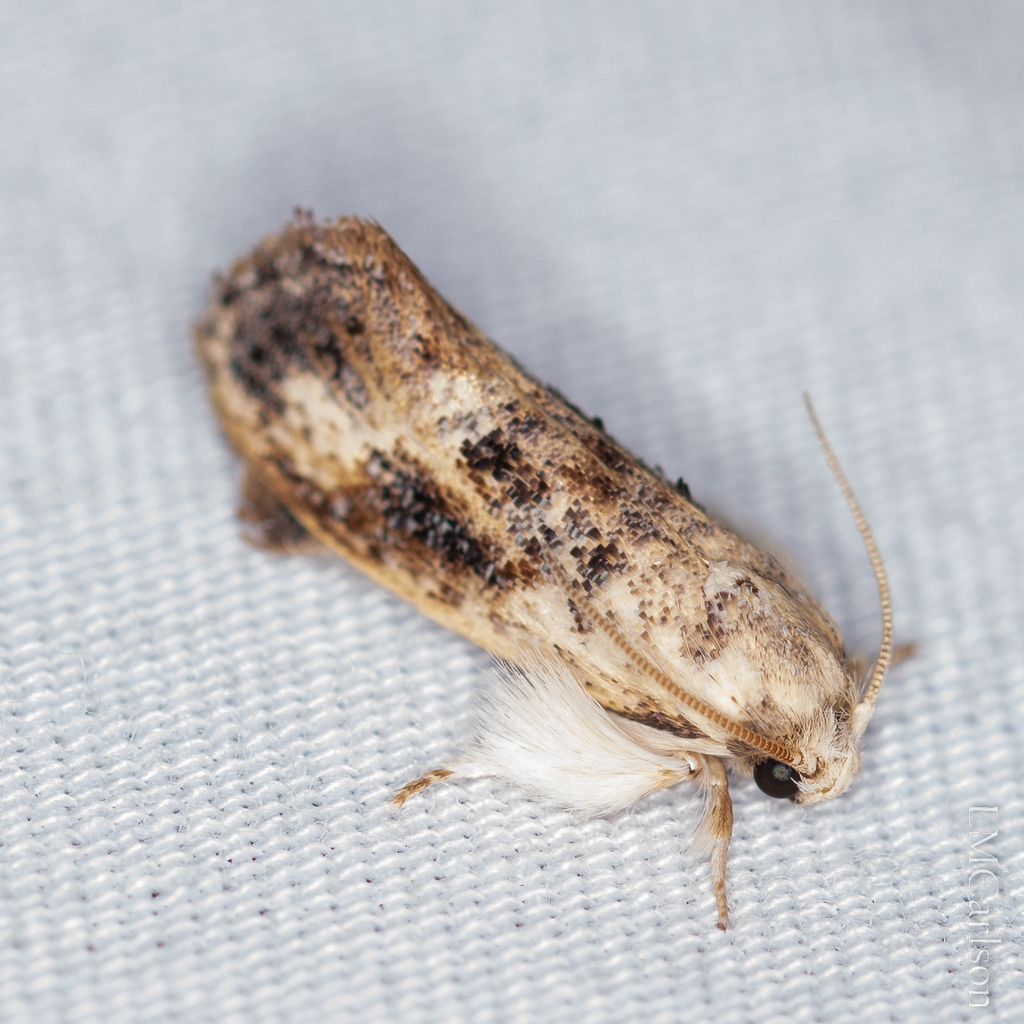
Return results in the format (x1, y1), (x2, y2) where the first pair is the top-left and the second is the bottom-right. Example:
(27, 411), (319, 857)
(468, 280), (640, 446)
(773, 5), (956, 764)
(1, 2), (1021, 1022)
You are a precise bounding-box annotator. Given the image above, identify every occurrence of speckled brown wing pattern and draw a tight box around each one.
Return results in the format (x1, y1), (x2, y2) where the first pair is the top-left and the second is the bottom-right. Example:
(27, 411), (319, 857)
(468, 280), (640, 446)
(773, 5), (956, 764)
(196, 215), (859, 772)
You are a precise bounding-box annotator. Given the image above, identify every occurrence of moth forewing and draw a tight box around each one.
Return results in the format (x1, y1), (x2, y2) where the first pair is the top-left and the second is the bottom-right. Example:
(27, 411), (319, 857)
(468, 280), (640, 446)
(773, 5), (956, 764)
(196, 214), (892, 931)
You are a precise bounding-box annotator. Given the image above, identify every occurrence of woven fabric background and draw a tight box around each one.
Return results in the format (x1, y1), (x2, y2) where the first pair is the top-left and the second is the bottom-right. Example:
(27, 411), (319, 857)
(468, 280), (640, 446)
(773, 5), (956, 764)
(1, 2), (1021, 1022)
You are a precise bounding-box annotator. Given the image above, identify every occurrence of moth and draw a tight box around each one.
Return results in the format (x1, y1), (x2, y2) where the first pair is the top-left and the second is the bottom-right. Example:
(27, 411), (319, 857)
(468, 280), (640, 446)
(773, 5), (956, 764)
(195, 212), (893, 930)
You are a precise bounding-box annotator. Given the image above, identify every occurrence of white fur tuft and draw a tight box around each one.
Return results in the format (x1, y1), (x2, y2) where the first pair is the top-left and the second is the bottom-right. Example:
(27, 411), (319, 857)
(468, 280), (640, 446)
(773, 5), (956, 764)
(450, 646), (699, 817)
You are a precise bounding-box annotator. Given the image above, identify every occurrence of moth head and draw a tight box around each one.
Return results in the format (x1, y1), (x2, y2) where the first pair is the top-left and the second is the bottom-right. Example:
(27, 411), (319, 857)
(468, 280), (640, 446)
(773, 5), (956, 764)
(785, 725), (863, 805)
(748, 673), (865, 805)
(751, 756), (859, 803)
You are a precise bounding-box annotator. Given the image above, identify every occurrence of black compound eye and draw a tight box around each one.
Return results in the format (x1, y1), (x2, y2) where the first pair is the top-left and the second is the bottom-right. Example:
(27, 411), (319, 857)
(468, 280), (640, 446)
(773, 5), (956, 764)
(754, 760), (802, 799)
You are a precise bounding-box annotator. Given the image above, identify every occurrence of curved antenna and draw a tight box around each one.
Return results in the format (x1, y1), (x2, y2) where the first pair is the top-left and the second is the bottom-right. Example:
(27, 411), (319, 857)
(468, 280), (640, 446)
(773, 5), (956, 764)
(803, 394), (893, 709)
(542, 557), (796, 764)
(588, 607), (796, 763)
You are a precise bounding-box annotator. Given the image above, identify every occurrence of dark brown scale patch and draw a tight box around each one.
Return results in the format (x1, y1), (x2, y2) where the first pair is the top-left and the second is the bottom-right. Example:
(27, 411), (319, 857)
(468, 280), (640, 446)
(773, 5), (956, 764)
(624, 703), (707, 741)
(506, 476), (537, 509)
(461, 429), (522, 481)
(683, 621), (721, 664)
(589, 435), (630, 474)
(504, 403), (543, 438)
(706, 601), (728, 641)
(559, 462), (625, 506)
(460, 428), (551, 514)
(522, 536), (542, 558)
(411, 332), (440, 366)
(366, 451), (500, 584)
(270, 449), (504, 587)
(229, 290), (312, 415)
(572, 541), (627, 587)
(307, 321), (370, 409)
(618, 506), (666, 546)
(501, 558), (540, 586)
(566, 598), (590, 633)
(221, 226), (373, 412)
(562, 502), (589, 538)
